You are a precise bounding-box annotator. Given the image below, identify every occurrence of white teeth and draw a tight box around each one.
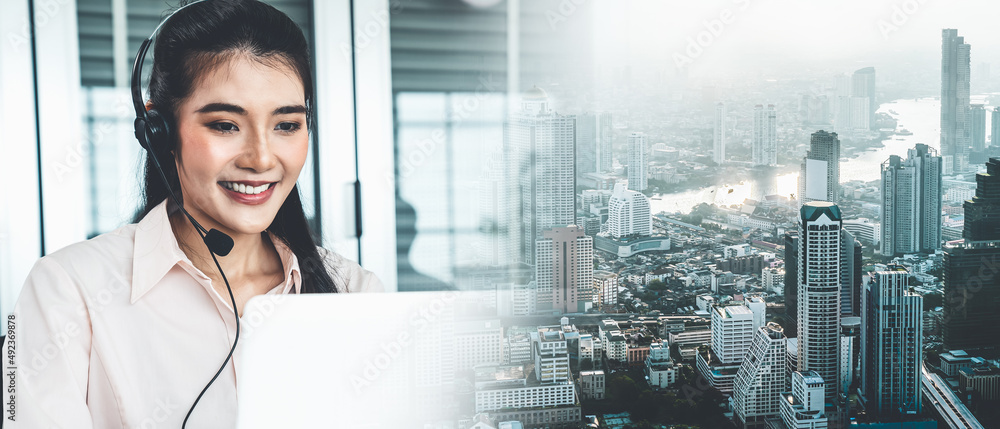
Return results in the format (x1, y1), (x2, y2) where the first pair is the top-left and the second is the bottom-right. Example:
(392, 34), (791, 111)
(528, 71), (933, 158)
(222, 182), (272, 195)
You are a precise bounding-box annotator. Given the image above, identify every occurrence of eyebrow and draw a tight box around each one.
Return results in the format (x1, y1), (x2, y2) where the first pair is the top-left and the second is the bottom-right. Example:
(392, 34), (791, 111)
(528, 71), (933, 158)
(194, 103), (306, 116)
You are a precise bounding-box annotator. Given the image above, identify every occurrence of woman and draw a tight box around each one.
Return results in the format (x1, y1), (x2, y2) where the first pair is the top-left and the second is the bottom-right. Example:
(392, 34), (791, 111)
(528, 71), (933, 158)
(6, 1), (383, 427)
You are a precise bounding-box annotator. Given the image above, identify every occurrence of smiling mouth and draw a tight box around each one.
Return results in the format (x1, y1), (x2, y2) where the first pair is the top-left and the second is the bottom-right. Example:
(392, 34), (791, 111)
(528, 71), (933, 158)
(218, 181), (277, 195)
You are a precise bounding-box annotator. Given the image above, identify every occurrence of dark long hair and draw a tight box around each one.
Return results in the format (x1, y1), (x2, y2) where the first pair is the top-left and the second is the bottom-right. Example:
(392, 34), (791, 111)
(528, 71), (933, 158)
(133, 0), (340, 293)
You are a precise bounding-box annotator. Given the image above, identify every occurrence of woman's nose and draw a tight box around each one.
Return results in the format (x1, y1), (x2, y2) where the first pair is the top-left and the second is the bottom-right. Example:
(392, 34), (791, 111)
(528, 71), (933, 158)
(236, 130), (278, 172)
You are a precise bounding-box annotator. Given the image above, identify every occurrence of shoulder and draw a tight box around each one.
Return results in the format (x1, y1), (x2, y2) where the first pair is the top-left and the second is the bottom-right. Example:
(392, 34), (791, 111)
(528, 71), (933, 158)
(316, 246), (385, 293)
(30, 225), (137, 285)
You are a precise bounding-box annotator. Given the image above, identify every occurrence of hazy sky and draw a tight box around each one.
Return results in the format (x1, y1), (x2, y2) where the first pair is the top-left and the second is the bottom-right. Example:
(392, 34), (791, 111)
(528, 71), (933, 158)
(591, 0), (1000, 77)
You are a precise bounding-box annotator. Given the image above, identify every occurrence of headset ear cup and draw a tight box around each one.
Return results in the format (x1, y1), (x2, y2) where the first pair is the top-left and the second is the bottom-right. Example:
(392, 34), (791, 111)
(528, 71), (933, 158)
(144, 109), (172, 154)
(133, 117), (151, 151)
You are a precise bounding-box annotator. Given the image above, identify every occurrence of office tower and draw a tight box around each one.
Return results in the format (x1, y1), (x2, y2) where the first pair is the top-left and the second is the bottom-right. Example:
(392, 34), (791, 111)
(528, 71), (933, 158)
(477, 150), (519, 266)
(849, 96), (870, 130)
(943, 158), (1000, 351)
(531, 326), (571, 384)
(732, 323), (788, 429)
(880, 144), (943, 256)
(576, 112), (614, 175)
(597, 112), (613, 173)
(455, 319), (504, 370)
(797, 202), (842, 401)
(840, 317), (861, 398)
(715, 102), (727, 164)
(798, 131), (840, 204)
(605, 182), (652, 238)
(852, 67), (877, 130)
(576, 113), (598, 176)
(992, 107), (1000, 147)
(783, 231), (799, 337)
(861, 267), (923, 420)
(628, 132), (647, 191)
(753, 104), (777, 167)
(941, 29), (972, 174)
(507, 87), (577, 264)
(712, 304), (764, 365)
(535, 226), (593, 314)
(779, 371), (829, 429)
(840, 230), (863, 316)
(972, 104), (987, 152)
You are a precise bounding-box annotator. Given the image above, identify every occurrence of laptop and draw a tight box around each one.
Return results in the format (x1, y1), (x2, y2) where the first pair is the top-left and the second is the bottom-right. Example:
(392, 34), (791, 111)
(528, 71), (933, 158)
(235, 291), (464, 428)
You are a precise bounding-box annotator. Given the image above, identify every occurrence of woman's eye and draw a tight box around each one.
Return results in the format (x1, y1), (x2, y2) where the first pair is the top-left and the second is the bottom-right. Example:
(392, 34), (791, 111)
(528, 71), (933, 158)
(276, 122), (301, 133)
(209, 122), (239, 133)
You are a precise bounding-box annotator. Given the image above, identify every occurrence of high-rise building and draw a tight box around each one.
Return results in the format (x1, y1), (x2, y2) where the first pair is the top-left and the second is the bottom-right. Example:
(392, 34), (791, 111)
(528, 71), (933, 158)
(628, 132), (647, 191)
(972, 104), (987, 152)
(840, 317), (861, 398)
(852, 67), (877, 130)
(507, 87), (577, 264)
(732, 323), (788, 429)
(797, 202), (842, 401)
(753, 104), (777, 167)
(798, 131), (840, 205)
(784, 231), (799, 337)
(534, 226), (593, 314)
(861, 267), (923, 420)
(943, 158), (1000, 351)
(455, 319), (504, 371)
(779, 371), (829, 429)
(605, 182), (652, 238)
(712, 304), (763, 365)
(477, 150), (519, 266)
(576, 113), (598, 176)
(992, 107), (1000, 147)
(840, 230), (863, 316)
(577, 112), (614, 175)
(941, 29), (972, 174)
(597, 112), (613, 173)
(880, 144), (943, 256)
(531, 326), (571, 384)
(715, 102), (727, 164)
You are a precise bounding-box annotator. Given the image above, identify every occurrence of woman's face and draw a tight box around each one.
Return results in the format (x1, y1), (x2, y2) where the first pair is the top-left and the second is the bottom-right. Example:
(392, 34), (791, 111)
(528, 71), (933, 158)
(172, 55), (308, 237)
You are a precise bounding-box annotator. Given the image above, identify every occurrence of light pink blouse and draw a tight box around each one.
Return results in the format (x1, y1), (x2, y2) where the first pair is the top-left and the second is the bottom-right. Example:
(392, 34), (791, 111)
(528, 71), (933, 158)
(2, 199), (384, 428)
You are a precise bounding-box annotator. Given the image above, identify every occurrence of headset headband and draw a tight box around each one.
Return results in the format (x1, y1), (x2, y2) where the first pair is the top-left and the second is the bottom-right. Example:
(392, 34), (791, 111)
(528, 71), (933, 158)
(130, 0), (208, 118)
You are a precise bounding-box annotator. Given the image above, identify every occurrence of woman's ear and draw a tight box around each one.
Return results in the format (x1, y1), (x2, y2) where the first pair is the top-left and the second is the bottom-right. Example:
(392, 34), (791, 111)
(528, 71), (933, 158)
(145, 101), (155, 112)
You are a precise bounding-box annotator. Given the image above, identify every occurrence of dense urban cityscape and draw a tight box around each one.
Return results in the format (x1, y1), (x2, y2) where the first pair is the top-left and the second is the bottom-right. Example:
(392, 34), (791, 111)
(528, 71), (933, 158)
(436, 25), (1000, 429)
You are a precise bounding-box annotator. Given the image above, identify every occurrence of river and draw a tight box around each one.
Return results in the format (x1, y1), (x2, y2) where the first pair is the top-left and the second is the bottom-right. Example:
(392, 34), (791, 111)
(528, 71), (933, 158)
(649, 96), (995, 215)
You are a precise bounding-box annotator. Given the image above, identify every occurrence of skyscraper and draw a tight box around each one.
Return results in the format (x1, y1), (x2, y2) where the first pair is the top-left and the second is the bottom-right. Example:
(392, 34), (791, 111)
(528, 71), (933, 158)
(861, 266), (923, 420)
(605, 182), (652, 238)
(852, 67), (877, 130)
(992, 107), (1000, 147)
(597, 112), (613, 173)
(576, 113), (598, 176)
(943, 158), (1000, 351)
(753, 104), (777, 167)
(880, 144), (943, 256)
(798, 201), (842, 401)
(798, 131), (840, 204)
(628, 132), (647, 192)
(783, 231), (799, 337)
(477, 150), (519, 266)
(941, 29), (972, 174)
(715, 102), (727, 164)
(535, 225), (593, 314)
(732, 323), (788, 429)
(577, 112), (614, 175)
(972, 104), (987, 152)
(840, 230), (863, 316)
(506, 87), (577, 264)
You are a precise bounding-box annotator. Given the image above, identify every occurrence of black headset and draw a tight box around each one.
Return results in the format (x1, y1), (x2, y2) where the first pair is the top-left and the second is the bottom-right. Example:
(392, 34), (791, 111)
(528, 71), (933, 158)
(130, 1), (243, 428)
